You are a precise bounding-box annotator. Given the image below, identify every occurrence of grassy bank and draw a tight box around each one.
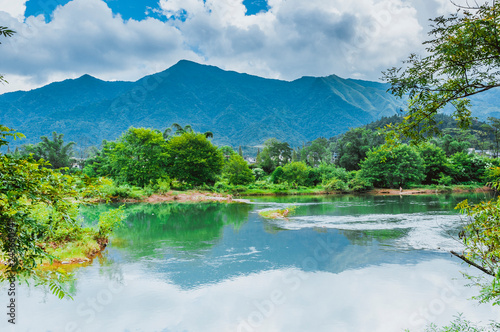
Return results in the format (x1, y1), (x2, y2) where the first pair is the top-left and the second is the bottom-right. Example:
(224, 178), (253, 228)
(101, 182), (493, 204)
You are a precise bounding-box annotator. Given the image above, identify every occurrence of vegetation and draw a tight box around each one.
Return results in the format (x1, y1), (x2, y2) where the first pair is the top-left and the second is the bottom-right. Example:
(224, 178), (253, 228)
(258, 206), (296, 219)
(165, 131), (224, 186)
(0, 125), (123, 298)
(360, 144), (425, 188)
(384, 0), (500, 309)
(223, 154), (255, 185)
(383, 1), (500, 143)
(0, 26), (14, 84)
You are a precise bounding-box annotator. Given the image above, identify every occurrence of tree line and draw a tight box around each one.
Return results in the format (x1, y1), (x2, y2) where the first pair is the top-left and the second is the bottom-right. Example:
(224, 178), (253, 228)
(9, 115), (500, 195)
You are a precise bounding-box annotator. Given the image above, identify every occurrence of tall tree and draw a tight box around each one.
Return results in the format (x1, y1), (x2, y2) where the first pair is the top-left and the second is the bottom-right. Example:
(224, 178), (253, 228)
(164, 123), (213, 140)
(165, 132), (224, 186)
(360, 144), (425, 188)
(383, 1), (500, 143)
(485, 117), (500, 157)
(418, 142), (450, 184)
(301, 137), (329, 167)
(336, 128), (383, 171)
(383, 0), (500, 302)
(0, 26), (14, 84)
(37, 132), (76, 169)
(112, 128), (169, 187)
(258, 138), (292, 173)
(223, 154), (254, 185)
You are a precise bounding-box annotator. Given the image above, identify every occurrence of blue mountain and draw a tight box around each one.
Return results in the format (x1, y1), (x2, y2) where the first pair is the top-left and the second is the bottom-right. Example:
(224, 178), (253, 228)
(1, 60), (496, 148)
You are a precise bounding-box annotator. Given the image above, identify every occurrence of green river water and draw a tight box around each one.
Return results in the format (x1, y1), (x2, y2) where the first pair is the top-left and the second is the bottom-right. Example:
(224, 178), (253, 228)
(2, 193), (499, 332)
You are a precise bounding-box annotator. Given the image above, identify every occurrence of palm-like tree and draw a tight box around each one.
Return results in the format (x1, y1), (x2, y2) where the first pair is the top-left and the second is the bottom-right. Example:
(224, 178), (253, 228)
(163, 123), (213, 140)
(0, 26), (15, 84)
(37, 132), (76, 169)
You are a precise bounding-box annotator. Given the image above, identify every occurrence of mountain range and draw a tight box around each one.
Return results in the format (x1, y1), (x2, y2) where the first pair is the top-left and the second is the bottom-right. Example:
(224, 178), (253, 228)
(1, 60), (499, 149)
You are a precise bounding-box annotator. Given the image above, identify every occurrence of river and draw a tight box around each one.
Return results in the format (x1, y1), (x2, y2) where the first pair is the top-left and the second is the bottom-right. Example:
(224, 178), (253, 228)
(2, 193), (499, 332)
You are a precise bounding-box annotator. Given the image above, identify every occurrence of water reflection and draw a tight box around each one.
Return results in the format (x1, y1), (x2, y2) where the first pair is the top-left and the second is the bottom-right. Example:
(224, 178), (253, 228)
(2, 194), (499, 332)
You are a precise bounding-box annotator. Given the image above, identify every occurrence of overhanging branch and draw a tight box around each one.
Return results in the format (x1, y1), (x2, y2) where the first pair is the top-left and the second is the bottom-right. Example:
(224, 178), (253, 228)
(451, 250), (495, 276)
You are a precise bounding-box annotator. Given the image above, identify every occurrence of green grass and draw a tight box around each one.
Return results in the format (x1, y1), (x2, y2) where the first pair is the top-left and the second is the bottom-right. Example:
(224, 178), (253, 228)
(43, 231), (101, 263)
(259, 206), (297, 219)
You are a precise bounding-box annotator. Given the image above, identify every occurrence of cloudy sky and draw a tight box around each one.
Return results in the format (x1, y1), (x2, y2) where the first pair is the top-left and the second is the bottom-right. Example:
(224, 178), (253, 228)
(0, 0), (457, 93)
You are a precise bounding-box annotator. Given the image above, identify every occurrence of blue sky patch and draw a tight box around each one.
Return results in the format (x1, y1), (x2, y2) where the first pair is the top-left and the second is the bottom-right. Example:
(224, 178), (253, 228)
(25, 0), (270, 22)
(243, 0), (269, 15)
(25, 0), (166, 22)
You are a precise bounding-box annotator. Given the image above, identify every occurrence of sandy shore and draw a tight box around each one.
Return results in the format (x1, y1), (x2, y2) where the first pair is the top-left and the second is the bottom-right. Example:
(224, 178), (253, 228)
(368, 186), (492, 196)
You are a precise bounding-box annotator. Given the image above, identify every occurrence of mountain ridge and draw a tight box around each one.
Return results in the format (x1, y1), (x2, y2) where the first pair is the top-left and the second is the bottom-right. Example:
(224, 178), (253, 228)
(0, 60), (498, 149)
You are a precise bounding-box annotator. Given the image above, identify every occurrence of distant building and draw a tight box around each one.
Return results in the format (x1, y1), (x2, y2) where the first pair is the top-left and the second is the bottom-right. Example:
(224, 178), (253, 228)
(467, 148), (495, 158)
(71, 158), (86, 169)
(245, 157), (256, 164)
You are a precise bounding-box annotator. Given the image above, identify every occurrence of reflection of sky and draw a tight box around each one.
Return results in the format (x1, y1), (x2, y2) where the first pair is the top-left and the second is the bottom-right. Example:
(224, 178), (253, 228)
(118, 211), (443, 289)
(2, 260), (499, 332)
(2, 194), (499, 331)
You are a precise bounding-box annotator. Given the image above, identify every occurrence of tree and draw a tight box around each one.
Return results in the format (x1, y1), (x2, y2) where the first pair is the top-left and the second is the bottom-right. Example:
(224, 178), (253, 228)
(301, 138), (329, 167)
(433, 132), (471, 156)
(35, 132), (76, 169)
(418, 142), (450, 184)
(223, 154), (254, 185)
(85, 128), (169, 187)
(448, 151), (490, 183)
(484, 117), (500, 157)
(109, 128), (169, 187)
(336, 128), (383, 171)
(360, 144), (425, 188)
(0, 27), (15, 84)
(165, 132), (224, 186)
(280, 162), (310, 186)
(383, 2), (500, 143)
(257, 138), (292, 173)
(163, 123), (213, 140)
(0, 126), (117, 298)
(219, 146), (236, 161)
(383, 1), (500, 302)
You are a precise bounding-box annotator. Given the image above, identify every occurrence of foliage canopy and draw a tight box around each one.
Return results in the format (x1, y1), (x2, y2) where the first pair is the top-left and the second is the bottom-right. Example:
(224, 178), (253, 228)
(383, 1), (500, 142)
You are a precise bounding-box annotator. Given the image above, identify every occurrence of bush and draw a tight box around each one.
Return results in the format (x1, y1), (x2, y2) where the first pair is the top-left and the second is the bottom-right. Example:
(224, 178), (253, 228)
(252, 168), (266, 181)
(271, 166), (285, 184)
(324, 179), (348, 192)
(437, 173), (453, 186)
(360, 144), (425, 188)
(348, 172), (373, 192)
(155, 177), (171, 194)
(306, 167), (322, 187)
(213, 181), (230, 193)
(223, 154), (255, 185)
(170, 179), (192, 191)
(103, 183), (143, 199)
(166, 132), (224, 186)
(318, 163), (349, 183)
(281, 162), (309, 186)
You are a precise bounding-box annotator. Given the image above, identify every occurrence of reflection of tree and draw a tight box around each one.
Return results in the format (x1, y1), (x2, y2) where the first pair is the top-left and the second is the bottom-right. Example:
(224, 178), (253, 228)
(80, 203), (252, 257)
(34, 248), (124, 300)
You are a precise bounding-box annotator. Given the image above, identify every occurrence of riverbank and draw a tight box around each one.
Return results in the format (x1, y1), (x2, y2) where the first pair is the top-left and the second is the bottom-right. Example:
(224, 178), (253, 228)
(369, 185), (492, 196)
(121, 185), (493, 204)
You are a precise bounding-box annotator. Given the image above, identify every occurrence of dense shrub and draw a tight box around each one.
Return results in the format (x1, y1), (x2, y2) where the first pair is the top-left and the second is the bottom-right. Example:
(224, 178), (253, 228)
(324, 179), (348, 192)
(281, 162), (310, 186)
(223, 154), (255, 185)
(360, 144), (425, 188)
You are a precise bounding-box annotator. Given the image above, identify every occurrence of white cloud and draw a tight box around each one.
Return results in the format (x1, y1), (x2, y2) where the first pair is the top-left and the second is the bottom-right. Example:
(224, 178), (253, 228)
(0, 0), (27, 21)
(158, 0), (423, 81)
(0, 0), (201, 93)
(0, 0), (447, 93)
